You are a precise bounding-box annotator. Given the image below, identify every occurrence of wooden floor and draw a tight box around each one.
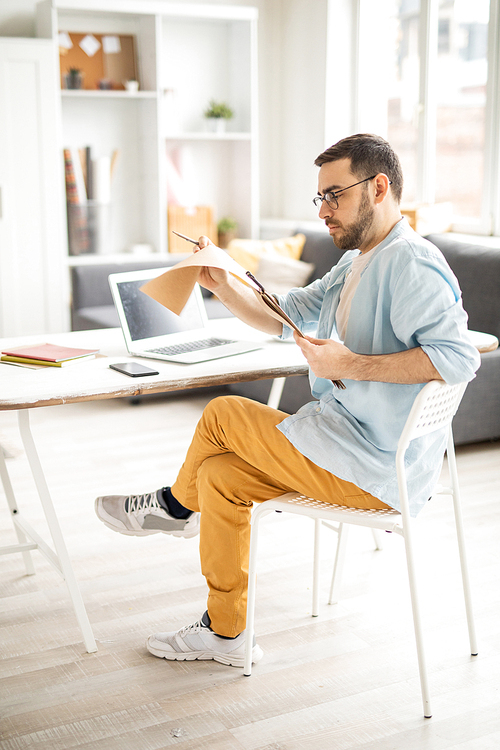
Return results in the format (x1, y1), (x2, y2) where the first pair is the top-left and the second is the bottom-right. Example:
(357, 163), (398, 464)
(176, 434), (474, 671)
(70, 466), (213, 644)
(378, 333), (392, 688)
(1, 391), (499, 749)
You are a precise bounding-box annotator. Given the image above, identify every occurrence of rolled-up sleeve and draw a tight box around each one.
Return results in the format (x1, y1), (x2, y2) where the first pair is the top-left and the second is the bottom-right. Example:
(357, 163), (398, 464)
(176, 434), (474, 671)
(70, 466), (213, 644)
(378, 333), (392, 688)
(390, 255), (481, 384)
(276, 276), (329, 339)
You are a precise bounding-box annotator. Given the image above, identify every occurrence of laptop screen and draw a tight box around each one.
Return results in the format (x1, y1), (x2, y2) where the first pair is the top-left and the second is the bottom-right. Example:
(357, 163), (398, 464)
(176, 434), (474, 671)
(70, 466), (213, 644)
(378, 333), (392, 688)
(114, 278), (205, 342)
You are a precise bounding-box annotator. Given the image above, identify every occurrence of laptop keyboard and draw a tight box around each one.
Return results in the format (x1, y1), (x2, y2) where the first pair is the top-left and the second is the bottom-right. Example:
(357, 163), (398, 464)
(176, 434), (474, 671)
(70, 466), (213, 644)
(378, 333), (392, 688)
(146, 337), (235, 357)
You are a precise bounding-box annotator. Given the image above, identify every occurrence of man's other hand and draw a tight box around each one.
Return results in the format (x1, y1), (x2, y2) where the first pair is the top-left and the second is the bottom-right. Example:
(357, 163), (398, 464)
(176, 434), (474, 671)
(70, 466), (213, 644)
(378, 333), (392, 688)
(294, 332), (353, 380)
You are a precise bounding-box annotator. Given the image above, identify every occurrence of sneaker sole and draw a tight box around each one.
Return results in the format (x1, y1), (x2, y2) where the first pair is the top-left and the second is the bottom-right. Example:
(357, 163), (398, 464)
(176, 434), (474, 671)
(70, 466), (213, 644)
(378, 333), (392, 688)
(96, 515), (159, 537)
(146, 638), (263, 667)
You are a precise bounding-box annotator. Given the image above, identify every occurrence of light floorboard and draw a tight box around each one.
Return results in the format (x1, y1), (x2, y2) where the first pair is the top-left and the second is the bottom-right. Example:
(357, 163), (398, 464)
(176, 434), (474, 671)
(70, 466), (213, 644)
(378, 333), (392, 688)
(1, 392), (499, 749)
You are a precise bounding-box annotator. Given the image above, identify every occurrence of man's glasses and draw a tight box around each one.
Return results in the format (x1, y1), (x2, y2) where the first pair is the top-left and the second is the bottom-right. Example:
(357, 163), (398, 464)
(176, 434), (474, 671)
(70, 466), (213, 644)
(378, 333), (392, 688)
(313, 175), (378, 211)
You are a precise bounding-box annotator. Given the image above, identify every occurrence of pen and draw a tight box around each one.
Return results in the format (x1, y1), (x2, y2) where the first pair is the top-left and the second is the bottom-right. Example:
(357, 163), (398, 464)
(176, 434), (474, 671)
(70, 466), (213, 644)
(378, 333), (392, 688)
(245, 270), (265, 293)
(171, 230), (200, 246)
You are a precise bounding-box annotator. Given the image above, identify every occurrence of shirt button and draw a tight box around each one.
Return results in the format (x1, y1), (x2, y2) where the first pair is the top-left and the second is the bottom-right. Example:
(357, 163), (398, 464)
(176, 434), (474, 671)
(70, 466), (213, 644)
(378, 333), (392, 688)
(316, 406), (321, 413)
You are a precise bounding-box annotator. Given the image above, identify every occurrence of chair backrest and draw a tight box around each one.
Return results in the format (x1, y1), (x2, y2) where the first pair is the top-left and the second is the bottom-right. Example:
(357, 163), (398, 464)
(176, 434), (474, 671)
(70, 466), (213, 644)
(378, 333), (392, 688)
(398, 381), (468, 453)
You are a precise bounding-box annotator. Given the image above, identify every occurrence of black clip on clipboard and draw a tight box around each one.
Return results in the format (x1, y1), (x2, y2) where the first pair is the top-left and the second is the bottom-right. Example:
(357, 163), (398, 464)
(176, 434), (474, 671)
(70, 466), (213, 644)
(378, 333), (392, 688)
(246, 271), (345, 390)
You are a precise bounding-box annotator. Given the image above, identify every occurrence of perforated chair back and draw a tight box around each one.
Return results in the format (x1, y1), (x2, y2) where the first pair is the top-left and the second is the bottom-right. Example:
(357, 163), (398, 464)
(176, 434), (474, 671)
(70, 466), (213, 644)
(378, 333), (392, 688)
(398, 381), (467, 449)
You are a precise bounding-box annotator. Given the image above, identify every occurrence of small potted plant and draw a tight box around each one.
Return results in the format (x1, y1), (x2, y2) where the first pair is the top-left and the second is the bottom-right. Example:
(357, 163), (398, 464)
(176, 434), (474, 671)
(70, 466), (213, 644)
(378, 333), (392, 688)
(217, 216), (238, 248)
(64, 67), (84, 90)
(204, 99), (234, 133)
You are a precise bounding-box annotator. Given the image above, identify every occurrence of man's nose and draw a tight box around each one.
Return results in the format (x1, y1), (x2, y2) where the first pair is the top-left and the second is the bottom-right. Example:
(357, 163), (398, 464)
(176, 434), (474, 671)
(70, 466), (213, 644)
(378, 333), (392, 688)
(318, 199), (333, 219)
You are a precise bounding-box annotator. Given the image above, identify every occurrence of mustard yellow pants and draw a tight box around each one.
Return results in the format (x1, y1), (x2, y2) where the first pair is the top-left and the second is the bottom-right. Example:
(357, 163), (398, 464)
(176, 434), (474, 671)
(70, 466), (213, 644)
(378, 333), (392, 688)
(171, 395), (389, 637)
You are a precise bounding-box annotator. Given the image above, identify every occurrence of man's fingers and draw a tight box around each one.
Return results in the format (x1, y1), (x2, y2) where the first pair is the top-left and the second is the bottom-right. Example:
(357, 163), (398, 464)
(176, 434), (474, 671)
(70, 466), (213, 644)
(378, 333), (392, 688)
(198, 235), (212, 249)
(293, 332), (324, 348)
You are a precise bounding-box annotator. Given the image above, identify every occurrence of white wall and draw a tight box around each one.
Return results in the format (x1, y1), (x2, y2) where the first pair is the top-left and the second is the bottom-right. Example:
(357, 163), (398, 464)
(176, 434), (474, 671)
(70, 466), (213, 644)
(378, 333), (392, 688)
(0, 0), (355, 226)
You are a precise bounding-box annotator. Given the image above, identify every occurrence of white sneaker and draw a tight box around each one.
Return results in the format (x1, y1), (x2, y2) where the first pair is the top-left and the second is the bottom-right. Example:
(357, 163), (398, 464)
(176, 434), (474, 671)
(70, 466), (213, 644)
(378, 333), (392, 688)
(95, 490), (200, 538)
(146, 616), (263, 668)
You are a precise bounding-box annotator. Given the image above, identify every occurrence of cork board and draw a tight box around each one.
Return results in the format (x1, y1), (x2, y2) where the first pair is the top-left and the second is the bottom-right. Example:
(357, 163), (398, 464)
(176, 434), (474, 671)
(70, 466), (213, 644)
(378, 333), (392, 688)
(59, 32), (137, 90)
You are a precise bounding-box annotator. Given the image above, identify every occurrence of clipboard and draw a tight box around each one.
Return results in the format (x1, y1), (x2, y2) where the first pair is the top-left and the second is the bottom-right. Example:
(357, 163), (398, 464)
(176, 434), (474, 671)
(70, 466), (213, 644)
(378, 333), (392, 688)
(246, 271), (345, 391)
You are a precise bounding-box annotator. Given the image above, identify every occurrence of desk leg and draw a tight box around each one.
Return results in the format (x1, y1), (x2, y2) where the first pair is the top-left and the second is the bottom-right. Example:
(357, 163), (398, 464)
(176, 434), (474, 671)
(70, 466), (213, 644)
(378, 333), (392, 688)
(266, 377), (286, 410)
(17, 410), (98, 654)
(0, 445), (36, 575)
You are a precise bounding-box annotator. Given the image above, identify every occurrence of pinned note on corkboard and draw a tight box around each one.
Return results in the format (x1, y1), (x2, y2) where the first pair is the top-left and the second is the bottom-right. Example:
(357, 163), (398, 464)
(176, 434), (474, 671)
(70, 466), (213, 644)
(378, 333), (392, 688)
(58, 32), (138, 90)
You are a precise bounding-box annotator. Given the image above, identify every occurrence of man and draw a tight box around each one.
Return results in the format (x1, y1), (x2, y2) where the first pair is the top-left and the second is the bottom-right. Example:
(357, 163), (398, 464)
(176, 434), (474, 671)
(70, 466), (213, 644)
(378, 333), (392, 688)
(95, 134), (480, 668)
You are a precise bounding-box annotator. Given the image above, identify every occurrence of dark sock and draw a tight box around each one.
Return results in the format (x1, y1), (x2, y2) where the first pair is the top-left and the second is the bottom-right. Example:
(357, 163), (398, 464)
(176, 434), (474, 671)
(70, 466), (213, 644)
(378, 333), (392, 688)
(158, 487), (192, 520)
(202, 610), (239, 640)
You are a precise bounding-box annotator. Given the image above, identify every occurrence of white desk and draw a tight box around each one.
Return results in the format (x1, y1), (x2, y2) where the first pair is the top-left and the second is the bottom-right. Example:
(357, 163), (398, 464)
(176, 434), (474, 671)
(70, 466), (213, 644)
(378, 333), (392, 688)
(0, 321), (308, 653)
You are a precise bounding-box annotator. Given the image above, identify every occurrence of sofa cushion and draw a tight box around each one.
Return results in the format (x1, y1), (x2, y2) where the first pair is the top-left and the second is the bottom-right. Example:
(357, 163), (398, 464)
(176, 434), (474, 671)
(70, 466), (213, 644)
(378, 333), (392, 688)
(255, 253), (315, 294)
(226, 233), (306, 273)
(426, 234), (500, 338)
(77, 305), (120, 329)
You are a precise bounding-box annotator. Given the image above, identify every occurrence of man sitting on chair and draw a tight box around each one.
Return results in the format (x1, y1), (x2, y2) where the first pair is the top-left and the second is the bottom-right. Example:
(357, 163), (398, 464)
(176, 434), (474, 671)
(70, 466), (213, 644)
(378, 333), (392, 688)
(95, 133), (480, 667)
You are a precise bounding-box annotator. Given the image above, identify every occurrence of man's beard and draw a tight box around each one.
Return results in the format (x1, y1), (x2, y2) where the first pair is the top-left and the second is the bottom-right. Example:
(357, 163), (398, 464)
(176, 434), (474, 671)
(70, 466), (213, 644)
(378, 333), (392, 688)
(327, 188), (375, 251)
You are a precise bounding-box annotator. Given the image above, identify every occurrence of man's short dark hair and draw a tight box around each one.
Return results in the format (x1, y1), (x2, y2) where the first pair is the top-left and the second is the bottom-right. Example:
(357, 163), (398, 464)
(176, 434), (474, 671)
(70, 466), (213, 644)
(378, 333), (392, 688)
(315, 133), (403, 204)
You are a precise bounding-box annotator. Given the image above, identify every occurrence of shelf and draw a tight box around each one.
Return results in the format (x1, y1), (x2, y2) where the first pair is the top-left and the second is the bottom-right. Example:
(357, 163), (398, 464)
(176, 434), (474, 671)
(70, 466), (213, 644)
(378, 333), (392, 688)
(164, 131), (252, 141)
(66, 253), (170, 267)
(61, 89), (157, 99)
(35, 0), (259, 323)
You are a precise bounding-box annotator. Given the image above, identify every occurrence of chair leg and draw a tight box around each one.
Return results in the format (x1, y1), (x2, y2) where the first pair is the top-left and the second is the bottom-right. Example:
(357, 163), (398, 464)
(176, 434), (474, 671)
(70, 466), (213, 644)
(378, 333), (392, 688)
(371, 529), (384, 550)
(244, 506), (266, 676)
(328, 523), (349, 605)
(446, 435), (478, 656)
(312, 518), (321, 616)
(402, 522), (433, 718)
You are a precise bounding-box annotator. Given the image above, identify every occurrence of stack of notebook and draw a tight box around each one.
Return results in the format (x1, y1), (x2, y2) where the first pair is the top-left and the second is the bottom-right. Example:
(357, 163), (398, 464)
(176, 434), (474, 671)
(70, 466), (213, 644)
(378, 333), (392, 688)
(1, 343), (99, 368)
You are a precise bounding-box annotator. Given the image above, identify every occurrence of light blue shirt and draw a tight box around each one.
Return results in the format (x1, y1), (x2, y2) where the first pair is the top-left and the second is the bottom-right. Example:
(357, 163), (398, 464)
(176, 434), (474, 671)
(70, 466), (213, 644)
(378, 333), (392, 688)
(276, 219), (480, 516)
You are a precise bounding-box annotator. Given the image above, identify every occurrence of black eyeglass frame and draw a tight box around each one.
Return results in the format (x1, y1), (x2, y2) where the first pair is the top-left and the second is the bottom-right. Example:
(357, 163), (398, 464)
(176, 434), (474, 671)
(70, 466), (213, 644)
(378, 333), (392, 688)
(313, 174), (380, 211)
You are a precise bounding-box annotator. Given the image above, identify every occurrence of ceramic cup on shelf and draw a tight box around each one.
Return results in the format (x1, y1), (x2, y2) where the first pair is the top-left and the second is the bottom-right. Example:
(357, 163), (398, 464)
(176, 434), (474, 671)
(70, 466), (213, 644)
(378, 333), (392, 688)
(125, 80), (139, 93)
(206, 117), (226, 133)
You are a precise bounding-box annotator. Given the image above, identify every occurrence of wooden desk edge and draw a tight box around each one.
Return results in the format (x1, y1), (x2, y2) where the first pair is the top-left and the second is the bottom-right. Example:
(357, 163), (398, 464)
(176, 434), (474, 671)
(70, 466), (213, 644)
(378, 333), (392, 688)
(0, 364), (309, 411)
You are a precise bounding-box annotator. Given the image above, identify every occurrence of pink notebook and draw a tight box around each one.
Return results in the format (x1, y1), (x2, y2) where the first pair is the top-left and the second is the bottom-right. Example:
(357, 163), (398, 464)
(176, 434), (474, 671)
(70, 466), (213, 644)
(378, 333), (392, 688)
(1, 342), (99, 362)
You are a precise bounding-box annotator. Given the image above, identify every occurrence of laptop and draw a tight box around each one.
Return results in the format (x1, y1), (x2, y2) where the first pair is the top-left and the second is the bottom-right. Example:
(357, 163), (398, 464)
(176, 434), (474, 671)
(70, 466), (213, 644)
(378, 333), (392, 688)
(108, 267), (263, 364)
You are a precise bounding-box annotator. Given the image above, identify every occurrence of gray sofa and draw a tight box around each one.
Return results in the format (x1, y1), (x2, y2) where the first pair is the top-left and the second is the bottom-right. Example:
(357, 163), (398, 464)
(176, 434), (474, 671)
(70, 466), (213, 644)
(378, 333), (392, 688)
(70, 229), (500, 445)
(70, 256), (232, 331)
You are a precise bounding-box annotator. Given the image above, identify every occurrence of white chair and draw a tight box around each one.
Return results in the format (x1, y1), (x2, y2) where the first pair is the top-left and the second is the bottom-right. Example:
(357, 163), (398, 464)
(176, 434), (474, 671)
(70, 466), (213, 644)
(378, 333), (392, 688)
(244, 380), (478, 718)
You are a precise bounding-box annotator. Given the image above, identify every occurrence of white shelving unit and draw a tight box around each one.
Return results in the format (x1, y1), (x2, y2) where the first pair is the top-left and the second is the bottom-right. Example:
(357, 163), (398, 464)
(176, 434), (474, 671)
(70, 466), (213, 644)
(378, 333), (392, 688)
(36, 0), (259, 272)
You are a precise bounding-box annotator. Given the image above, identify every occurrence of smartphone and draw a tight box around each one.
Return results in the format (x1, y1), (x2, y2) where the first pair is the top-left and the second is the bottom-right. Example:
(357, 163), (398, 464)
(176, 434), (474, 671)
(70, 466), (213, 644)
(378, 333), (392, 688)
(109, 362), (159, 377)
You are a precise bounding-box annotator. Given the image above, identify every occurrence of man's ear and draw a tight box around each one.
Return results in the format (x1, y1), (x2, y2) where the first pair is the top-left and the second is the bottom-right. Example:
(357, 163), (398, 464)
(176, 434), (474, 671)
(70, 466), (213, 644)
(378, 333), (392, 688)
(373, 173), (391, 204)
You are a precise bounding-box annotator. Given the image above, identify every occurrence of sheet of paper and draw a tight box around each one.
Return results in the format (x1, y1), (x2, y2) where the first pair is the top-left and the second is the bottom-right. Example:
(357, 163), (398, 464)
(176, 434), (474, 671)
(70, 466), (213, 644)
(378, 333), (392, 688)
(58, 31), (73, 50)
(102, 35), (121, 54)
(140, 245), (259, 315)
(79, 34), (101, 58)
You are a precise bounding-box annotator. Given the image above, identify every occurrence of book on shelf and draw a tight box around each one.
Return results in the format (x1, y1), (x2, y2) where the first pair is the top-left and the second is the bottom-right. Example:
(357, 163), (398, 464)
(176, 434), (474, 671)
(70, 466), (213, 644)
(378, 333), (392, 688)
(64, 148), (92, 254)
(63, 148), (80, 205)
(71, 147), (87, 203)
(85, 145), (93, 200)
(1, 342), (99, 366)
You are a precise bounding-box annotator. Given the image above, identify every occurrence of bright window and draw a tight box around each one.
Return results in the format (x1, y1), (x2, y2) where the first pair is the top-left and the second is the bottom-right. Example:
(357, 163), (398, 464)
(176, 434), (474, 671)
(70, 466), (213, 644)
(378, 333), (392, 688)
(435, 0), (490, 220)
(356, 0), (500, 234)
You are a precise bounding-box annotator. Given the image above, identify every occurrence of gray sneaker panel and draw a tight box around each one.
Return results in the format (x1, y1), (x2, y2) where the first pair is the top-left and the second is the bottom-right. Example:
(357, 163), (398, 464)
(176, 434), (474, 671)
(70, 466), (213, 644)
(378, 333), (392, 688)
(142, 514), (189, 531)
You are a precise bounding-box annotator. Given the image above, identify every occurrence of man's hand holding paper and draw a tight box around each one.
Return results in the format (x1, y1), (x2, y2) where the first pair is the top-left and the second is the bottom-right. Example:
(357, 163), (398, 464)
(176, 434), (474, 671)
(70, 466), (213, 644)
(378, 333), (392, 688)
(140, 239), (284, 336)
(195, 236), (230, 294)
